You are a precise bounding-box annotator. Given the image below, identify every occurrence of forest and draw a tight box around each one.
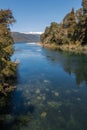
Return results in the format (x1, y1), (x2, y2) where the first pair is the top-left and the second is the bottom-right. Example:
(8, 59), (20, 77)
(40, 0), (87, 53)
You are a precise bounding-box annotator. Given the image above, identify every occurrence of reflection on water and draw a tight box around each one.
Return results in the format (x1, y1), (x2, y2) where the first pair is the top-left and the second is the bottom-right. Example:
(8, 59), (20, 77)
(44, 49), (87, 85)
(0, 42), (87, 130)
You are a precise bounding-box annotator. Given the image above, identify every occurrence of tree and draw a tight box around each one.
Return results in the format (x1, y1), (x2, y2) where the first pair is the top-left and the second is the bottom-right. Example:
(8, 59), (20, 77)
(40, 22), (66, 45)
(81, 0), (87, 45)
(67, 8), (76, 40)
(74, 0), (87, 45)
(82, 0), (87, 15)
(0, 9), (16, 95)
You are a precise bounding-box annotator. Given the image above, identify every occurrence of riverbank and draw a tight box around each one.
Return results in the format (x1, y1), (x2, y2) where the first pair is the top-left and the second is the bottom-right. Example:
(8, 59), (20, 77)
(0, 62), (18, 95)
(41, 43), (87, 54)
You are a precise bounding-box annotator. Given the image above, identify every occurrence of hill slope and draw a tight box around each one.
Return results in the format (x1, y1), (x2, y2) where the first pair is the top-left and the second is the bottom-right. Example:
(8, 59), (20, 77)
(11, 32), (40, 42)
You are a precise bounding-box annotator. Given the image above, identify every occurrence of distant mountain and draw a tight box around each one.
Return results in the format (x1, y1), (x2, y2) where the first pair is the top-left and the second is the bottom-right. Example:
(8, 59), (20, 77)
(11, 32), (40, 43)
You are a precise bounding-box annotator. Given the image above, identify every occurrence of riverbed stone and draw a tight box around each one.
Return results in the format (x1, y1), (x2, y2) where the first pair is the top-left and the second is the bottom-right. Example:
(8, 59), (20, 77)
(36, 89), (40, 94)
(54, 92), (59, 96)
(41, 112), (47, 118)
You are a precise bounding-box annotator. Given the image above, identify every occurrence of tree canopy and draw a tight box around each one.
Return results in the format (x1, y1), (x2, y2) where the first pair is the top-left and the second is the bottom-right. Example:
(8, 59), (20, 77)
(0, 9), (17, 95)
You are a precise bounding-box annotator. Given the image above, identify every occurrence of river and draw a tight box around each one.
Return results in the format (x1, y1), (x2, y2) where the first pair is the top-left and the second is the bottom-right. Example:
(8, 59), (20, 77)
(0, 42), (87, 130)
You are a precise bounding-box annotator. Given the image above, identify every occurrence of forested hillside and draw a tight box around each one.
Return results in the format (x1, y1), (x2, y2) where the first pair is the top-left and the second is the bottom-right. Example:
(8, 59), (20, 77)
(0, 9), (17, 95)
(40, 0), (87, 53)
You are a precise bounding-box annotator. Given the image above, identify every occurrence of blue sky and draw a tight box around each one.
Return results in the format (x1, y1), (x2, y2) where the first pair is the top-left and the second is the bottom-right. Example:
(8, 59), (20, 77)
(0, 0), (82, 32)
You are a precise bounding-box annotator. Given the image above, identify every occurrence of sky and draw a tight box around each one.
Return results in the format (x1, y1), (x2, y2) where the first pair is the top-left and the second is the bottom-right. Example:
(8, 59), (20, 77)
(0, 0), (82, 33)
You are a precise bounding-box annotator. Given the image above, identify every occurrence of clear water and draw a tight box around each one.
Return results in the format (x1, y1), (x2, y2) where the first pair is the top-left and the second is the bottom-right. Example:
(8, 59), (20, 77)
(0, 42), (87, 130)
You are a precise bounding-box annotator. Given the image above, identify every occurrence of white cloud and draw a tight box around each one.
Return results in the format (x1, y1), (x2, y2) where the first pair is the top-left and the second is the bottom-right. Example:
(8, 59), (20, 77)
(22, 32), (43, 34)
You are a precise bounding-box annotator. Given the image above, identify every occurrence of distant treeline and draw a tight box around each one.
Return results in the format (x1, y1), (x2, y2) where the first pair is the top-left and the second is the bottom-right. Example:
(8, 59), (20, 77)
(40, 0), (87, 52)
(0, 9), (17, 95)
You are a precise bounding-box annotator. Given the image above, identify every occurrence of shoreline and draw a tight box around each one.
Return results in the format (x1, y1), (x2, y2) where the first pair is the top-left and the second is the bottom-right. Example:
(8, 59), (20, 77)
(41, 43), (87, 54)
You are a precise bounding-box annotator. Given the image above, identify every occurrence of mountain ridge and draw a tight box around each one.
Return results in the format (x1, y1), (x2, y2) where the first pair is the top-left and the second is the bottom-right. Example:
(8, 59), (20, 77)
(11, 32), (40, 43)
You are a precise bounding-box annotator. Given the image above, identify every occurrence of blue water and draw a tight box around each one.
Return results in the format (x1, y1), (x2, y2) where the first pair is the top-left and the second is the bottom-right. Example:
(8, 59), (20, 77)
(0, 42), (87, 130)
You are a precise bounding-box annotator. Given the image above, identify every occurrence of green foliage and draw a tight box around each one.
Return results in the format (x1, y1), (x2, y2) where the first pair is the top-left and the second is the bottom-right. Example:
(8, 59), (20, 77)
(40, 22), (67, 45)
(0, 9), (16, 95)
(67, 8), (76, 40)
(41, 0), (87, 47)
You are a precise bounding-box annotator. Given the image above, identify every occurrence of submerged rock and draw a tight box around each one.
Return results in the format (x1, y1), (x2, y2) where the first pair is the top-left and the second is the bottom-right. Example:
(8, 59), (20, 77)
(42, 95), (46, 100)
(77, 97), (81, 101)
(37, 96), (42, 100)
(65, 90), (71, 94)
(25, 90), (29, 94)
(44, 80), (49, 83)
(54, 92), (59, 96)
(45, 88), (49, 92)
(27, 101), (31, 105)
(41, 112), (47, 118)
(35, 89), (40, 94)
